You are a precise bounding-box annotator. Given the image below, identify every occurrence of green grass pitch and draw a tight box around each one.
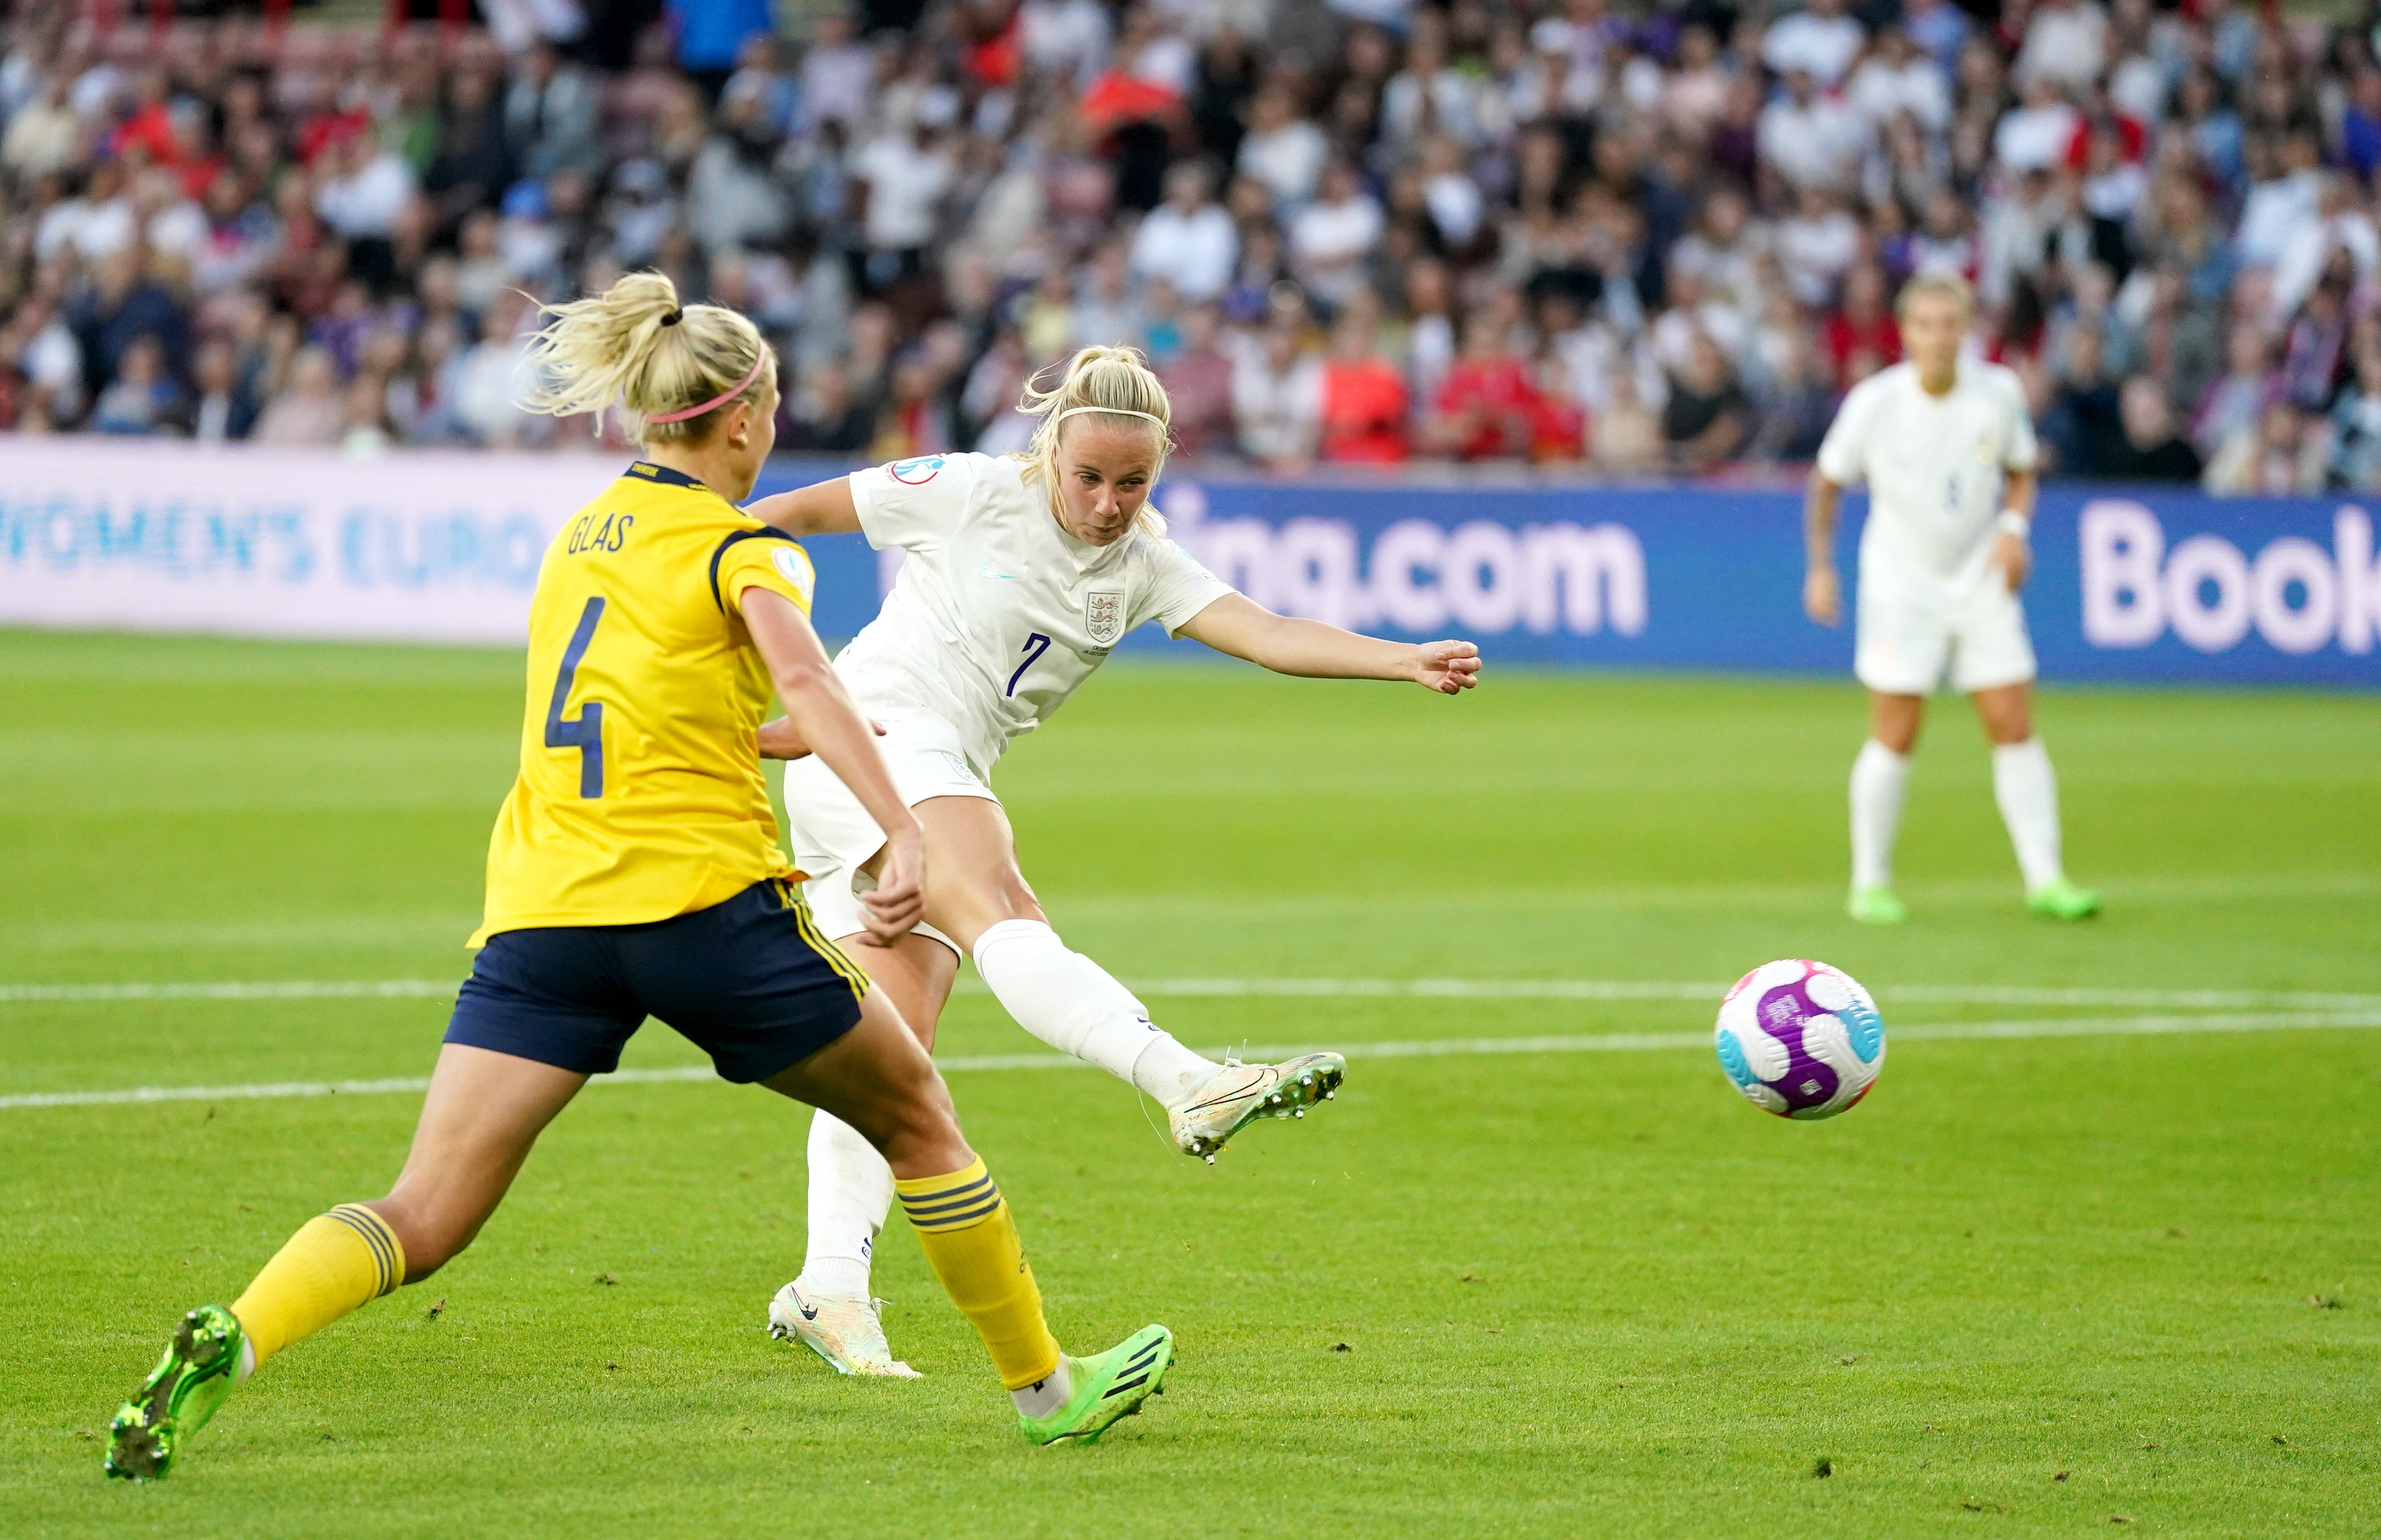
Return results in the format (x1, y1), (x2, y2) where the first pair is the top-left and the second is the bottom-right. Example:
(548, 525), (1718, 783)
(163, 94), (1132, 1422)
(1, 628), (2377, 1538)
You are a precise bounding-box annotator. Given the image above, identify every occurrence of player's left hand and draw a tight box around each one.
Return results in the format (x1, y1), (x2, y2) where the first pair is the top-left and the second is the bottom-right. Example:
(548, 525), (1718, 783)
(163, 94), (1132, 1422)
(1413, 640), (1482, 694)
(1992, 530), (2032, 593)
(757, 717), (887, 760)
(861, 827), (927, 943)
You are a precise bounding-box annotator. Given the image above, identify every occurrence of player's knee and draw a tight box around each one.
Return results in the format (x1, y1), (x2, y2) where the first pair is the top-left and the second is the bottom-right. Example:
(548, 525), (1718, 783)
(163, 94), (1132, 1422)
(370, 1197), (479, 1282)
(993, 859), (1043, 917)
(937, 867), (1045, 948)
(872, 1075), (970, 1176)
(1873, 717), (1920, 755)
(1868, 694), (1923, 754)
(1973, 690), (2032, 745)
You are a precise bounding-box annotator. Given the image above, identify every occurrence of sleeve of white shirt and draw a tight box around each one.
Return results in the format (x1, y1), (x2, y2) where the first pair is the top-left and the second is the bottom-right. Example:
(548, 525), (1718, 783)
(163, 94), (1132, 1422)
(1135, 535), (1238, 637)
(846, 451), (982, 553)
(1814, 378), (1879, 487)
(1997, 370), (2041, 473)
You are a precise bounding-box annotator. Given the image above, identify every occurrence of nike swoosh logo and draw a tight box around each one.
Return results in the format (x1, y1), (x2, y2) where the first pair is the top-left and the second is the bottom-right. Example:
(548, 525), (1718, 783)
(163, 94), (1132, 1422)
(799, 1302), (819, 1320)
(978, 562), (1024, 580)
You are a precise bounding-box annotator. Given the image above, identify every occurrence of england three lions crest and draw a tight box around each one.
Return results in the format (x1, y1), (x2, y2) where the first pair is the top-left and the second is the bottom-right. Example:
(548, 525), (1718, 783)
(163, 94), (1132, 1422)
(1084, 590), (1124, 646)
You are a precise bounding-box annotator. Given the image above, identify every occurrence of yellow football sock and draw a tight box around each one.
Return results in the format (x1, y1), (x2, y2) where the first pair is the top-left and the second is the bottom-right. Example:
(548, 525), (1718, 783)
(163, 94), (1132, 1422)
(895, 1158), (1061, 1391)
(230, 1204), (407, 1367)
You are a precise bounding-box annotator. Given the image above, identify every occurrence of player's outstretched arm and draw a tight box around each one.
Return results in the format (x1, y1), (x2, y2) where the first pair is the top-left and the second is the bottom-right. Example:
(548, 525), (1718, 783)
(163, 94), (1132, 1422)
(747, 476), (863, 537)
(1176, 593), (1481, 695)
(1804, 470), (1845, 627)
(741, 587), (925, 942)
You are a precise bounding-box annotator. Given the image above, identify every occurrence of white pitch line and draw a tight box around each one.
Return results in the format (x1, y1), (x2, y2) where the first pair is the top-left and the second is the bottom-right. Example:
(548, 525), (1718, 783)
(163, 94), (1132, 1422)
(4, 1010), (2377, 1111)
(1194, 1010), (2381, 1063)
(0, 980), (460, 1003)
(1116, 979), (2381, 1011)
(5, 977), (2379, 1010)
(0, 1065), (708, 1110)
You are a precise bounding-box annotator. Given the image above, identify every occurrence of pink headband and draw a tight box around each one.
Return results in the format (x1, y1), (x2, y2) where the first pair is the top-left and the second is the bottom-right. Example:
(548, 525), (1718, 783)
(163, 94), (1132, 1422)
(645, 351), (770, 423)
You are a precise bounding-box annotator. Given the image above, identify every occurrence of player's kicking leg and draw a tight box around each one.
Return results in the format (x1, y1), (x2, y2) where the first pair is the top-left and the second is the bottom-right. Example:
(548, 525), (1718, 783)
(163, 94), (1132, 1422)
(920, 794), (1345, 1160)
(975, 909), (1345, 1160)
(1973, 682), (2098, 920)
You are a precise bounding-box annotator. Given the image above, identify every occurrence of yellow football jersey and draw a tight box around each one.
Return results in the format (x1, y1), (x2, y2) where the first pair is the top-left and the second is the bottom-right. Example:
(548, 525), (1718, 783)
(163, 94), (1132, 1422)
(472, 462), (820, 944)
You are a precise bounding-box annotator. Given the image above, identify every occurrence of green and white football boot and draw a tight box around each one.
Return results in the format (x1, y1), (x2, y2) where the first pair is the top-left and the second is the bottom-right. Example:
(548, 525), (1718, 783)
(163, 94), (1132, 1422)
(1018, 1324), (1174, 1447)
(1847, 885), (1907, 925)
(767, 1282), (920, 1378)
(105, 1304), (244, 1481)
(2028, 877), (2101, 920)
(1170, 1053), (1346, 1163)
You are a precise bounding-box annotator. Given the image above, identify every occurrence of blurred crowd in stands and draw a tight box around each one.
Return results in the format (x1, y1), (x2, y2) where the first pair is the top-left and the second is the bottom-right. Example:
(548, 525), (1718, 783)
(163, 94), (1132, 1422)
(7, 0), (2381, 492)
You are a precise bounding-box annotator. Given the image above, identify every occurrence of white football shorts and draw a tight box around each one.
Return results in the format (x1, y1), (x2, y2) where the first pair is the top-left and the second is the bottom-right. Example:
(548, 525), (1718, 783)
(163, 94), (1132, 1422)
(780, 711), (999, 953)
(1854, 566), (2037, 697)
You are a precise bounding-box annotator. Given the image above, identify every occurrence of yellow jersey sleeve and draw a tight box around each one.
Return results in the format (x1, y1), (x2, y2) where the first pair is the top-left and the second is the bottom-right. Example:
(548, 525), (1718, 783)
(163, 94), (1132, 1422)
(710, 528), (817, 617)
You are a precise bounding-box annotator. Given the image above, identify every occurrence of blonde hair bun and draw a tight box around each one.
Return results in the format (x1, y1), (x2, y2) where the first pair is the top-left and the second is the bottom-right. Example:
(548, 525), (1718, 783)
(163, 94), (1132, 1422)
(1018, 345), (1174, 537)
(521, 271), (776, 444)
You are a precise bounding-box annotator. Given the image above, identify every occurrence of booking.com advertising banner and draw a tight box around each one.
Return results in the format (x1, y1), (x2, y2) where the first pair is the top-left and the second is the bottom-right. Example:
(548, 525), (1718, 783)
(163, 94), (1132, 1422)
(1, 440), (2376, 687)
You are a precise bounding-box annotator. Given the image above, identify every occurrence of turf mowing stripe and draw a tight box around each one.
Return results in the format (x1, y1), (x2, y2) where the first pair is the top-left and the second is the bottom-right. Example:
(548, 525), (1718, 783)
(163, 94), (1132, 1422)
(6, 1011), (2378, 1110)
(6, 978), (2380, 1010)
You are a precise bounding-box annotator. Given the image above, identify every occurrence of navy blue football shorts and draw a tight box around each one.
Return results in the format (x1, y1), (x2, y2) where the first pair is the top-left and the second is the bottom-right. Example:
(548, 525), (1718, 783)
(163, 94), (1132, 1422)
(445, 880), (868, 1084)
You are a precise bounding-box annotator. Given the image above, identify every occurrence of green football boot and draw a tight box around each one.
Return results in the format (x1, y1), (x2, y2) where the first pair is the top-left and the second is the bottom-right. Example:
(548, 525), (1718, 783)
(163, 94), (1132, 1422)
(2028, 878), (2101, 921)
(1846, 885), (1907, 925)
(1018, 1324), (1174, 1447)
(105, 1304), (244, 1481)
(1171, 1053), (1345, 1164)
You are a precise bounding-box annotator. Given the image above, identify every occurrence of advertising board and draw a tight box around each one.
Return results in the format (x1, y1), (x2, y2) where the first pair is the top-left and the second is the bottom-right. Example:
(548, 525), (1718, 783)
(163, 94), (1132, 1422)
(2, 442), (2372, 686)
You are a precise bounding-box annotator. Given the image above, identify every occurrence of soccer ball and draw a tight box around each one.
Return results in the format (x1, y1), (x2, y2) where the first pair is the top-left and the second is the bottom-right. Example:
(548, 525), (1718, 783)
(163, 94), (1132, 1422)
(1714, 959), (1885, 1120)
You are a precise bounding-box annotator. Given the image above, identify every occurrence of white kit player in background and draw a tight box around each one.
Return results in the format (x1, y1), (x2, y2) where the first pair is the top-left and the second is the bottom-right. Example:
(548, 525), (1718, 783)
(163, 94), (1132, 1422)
(743, 345), (1483, 1375)
(1804, 272), (2100, 926)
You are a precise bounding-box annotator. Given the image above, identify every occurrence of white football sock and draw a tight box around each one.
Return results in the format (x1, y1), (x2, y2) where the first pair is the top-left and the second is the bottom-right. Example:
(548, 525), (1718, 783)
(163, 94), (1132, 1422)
(796, 1110), (891, 1299)
(236, 1336), (256, 1383)
(1992, 737), (2066, 893)
(1849, 738), (1911, 891)
(1010, 1356), (1073, 1418)
(971, 919), (1217, 1107)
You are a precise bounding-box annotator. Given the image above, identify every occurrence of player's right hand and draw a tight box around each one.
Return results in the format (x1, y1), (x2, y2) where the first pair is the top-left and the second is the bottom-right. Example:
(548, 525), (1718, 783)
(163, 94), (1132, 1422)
(1804, 565), (1843, 627)
(861, 827), (926, 944)
(1991, 529), (2032, 593)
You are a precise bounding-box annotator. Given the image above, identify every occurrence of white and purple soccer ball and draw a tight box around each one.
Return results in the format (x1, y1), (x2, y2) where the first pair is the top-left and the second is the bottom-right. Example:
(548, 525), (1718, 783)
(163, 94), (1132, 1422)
(1714, 960), (1885, 1120)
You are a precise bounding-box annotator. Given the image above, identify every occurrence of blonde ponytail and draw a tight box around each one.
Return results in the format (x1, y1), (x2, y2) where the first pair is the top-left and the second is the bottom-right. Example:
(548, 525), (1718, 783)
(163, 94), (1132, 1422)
(521, 271), (777, 445)
(1016, 345), (1173, 537)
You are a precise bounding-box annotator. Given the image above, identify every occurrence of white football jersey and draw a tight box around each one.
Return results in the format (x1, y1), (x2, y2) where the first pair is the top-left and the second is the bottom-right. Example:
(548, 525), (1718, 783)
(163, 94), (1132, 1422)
(835, 452), (1236, 775)
(1815, 359), (2040, 597)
